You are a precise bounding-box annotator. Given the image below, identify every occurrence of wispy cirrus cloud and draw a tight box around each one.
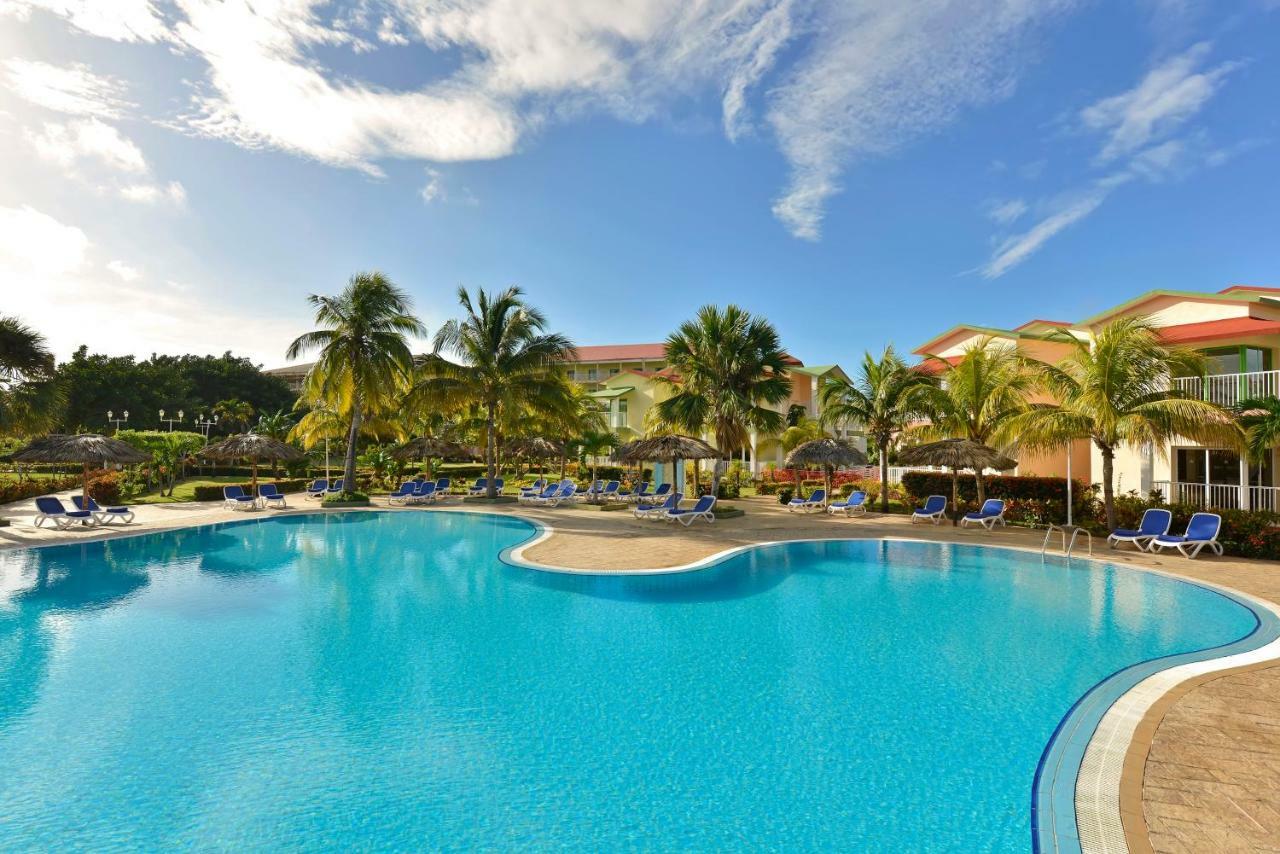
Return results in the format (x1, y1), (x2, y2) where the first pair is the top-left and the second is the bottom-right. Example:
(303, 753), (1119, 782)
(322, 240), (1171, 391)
(25, 118), (148, 172)
(0, 0), (168, 42)
(0, 58), (131, 117)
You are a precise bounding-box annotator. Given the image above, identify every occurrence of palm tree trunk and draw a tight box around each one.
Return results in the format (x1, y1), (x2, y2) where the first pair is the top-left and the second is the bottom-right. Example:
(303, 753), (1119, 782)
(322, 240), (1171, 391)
(1101, 444), (1116, 530)
(975, 472), (986, 504)
(343, 402), (362, 493)
(879, 440), (890, 513)
(485, 400), (497, 499)
(951, 468), (960, 526)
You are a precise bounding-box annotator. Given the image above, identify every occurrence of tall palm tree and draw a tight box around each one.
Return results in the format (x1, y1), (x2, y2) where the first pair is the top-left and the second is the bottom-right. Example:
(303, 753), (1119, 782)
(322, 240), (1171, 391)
(0, 315), (62, 435)
(576, 429), (619, 485)
(212, 398), (255, 433)
(287, 272), (425, 495)
(1006, 316), (1239, 529)
(654, 304), (791, 493)
(819, 347), (935, 513)
(413, 287), (576, 499)
(916, 338), (1036, 502)
(1235, 396), (1280, 486)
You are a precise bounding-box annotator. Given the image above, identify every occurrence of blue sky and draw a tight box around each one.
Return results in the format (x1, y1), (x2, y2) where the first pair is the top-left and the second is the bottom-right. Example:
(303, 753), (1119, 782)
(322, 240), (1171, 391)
(1, 1), (1277, 369)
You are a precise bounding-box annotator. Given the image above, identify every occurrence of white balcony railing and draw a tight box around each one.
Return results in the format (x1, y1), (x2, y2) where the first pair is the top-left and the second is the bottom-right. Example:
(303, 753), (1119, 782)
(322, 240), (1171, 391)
(1152, 480), (1280, 512)
(1172, 370), (1280, 407)
(608, 412), (628, 430)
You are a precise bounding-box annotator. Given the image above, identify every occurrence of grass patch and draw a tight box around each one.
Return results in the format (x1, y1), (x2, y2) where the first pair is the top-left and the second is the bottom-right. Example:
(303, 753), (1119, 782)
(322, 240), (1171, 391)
(129, 475), (249, 505)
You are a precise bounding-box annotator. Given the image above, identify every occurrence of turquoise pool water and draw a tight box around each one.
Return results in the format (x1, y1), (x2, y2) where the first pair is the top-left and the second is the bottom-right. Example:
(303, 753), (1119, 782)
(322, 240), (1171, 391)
(0, 512), (1260, 851)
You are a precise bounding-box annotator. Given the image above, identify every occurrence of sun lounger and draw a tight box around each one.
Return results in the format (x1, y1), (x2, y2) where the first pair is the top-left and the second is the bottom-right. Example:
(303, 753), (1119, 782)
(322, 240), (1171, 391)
(71, 495), (135, 524)
(1148, 513), (1223, 559)
(222, 485), (258, 511)
(519, 478), (547, 497)
(599, 481), (620, 501)
(617, 481), (648, 502)
(409, 481), (437, 504)
(827, 490), (867, 517)
(519, 483), (557, 504)
(387, 481), (417, 505)
(34, 496), (97, 529)
(635, 491), (682, 520)
(530, 483), (577, 507)
(960, 498), (1006, 530)
(467, 478), (487, 495)
(911, 495), (947, 525)
(1107, 508), (1172, 551)
(326, 478), (345, 495)
(667, 494), (716, 526)
(306, 479), (328, 499)
(787, 488), (826, 512)
(257, 483), (288, 509)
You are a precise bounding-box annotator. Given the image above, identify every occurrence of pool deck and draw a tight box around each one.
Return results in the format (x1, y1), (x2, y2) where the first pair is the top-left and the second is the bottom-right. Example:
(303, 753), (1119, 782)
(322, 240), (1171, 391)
(1, 491), (1277, 853)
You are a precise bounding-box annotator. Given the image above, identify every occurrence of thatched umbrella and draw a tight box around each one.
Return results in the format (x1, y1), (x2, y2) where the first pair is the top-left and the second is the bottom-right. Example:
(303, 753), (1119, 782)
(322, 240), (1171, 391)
(199, 433), (304, 493)
(785, 438), (868, 505)
(615, 434), (720, 495)
(390, 437), (479, 479)
(9, 433), (151, 508)
(506, 436), (563, 481)
(897, 439), (1017, 525)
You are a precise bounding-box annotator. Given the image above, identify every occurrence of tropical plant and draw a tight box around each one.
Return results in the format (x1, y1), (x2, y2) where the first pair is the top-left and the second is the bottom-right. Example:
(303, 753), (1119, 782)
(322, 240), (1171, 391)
(117, 429), (204, 496)
(1005, 316), (1239, 529)
(0, 315), (62, 435)
(653, 304), (791, 494)
(819, 346), (935, 513)
(287, 272), (425, 497)
(1235, 396), (1280, 481)
(256, 409), (295, 440)
(576, 429), (619, 485)
(359, 445), (399, 487)
(413, 287), (576, 498)
(212, 398), (255, 433)
(916, 338), (1036, 502)
(781, 415), (825, 453)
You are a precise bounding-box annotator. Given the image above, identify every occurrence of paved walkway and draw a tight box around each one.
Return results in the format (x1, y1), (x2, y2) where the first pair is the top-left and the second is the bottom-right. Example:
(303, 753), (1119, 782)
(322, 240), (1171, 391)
(1, 491), (1277, 852)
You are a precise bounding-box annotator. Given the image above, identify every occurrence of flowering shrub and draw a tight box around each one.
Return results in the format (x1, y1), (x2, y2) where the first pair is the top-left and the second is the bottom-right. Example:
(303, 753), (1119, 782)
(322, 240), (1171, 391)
(84, 469), (123, 505)
(0, 474), (82, 505)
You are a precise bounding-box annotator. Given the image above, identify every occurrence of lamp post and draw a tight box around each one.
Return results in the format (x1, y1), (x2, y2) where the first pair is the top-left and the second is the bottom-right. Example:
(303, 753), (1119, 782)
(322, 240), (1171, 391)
(159, 408), (184, 432)
(106, 409), (129, 434)
(193, 413), (218, 440)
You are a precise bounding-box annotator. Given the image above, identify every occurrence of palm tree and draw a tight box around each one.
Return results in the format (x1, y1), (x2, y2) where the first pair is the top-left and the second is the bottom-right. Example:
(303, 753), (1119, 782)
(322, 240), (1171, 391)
(0, 315), (62, 435)
(287, 272), (425, 495)
(212, 399), (255, 433)
(781, 415), (825, 454)
(1235, 396), (1280, 488)
(576, 429), (619, 485)
(413, 287), (575, 499)
(916, 338), (1036, 502)
(1006, 316), (1239, 529)
(654, 304), (791, 493)
(819, 347), (935, 513)
(255, 409), (295, 478)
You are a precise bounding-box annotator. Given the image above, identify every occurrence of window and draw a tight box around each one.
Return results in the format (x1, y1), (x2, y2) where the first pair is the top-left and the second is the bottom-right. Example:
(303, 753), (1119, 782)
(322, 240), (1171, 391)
(609, 368), (619, 375)
(1198, 346), (1272, 375)
(587, 368), (598, 381)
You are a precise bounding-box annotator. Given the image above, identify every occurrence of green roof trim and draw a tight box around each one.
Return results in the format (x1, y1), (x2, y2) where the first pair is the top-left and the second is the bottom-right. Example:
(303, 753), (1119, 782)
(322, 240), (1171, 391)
(589, 386), (633, 399)
(1078, 289), (1264, 326)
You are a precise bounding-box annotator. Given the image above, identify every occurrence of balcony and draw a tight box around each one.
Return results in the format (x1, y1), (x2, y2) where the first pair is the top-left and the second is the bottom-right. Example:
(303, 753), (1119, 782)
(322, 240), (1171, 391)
(1172, 369), (1280, 407)
(1152, 480), (1280, 512)
(608, 412), (628, 430)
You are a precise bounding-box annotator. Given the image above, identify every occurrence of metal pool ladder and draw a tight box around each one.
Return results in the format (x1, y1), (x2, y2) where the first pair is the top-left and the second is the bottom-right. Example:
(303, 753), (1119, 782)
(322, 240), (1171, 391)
(1042, 523), (1092, 557)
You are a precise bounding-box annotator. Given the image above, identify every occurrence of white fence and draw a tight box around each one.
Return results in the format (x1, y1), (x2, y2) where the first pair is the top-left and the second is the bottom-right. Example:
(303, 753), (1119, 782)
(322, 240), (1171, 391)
(1152, 480), (1280, 512)
(1172, 369), (1280, 408)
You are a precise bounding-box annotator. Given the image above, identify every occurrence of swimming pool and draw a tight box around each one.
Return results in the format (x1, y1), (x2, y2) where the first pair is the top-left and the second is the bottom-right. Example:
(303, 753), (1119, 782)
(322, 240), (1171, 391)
(0, 511), (1265, 850)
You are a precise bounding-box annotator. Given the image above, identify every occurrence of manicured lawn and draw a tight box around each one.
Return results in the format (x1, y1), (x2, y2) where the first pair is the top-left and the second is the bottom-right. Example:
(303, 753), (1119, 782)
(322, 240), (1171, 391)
(130, 475), (248, 505)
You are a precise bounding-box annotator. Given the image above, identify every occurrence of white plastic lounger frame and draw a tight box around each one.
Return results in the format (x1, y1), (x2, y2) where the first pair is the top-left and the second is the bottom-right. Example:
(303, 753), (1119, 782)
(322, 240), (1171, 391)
(1147, 513), (1224, 559)
(959, 499), (1006, 531)
(667, 496), (716, 526)
(911, 495), (947, 525)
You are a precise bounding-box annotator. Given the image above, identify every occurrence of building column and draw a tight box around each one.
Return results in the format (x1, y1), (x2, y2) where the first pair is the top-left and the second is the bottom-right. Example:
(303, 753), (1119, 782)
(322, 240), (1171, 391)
(749, 431), (759, 476)
(810, 376), (820, 418)
(1240, 453), (1251, 511)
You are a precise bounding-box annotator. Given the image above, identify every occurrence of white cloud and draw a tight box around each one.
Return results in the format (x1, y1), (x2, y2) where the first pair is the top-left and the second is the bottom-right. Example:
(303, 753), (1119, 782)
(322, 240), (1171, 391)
(119, 180), (187, 205)
(987, 198), (1028, 225)
(767, 1), (1075, 240)
(0, 58), (130, 117)
(980, 185), (1118, 279)
(1080, 42), (1238, 163)
(106, 259), (141, 281)
(0, 204), (89, 275)
(25, 118), (148, 172)
(0, 0), (169, 41)
(421, 167), (444, 203)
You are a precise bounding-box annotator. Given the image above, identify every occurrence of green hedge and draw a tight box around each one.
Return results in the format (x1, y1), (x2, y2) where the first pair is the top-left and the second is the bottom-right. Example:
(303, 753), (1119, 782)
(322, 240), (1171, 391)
(900, 472), (1090, 528)
(192, 479), (311, 502)
(0, 474), (83, 504)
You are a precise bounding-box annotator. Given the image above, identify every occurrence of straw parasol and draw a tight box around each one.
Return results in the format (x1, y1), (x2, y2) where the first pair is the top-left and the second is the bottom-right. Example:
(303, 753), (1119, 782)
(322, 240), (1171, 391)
(9, 433), (151, 507)
(390, 436), (480, 479)
(199, 433), (304, 492)
(505, 436), (564, 480)
(785, 438), (868, 504)
(615, 434), (720, 494)
(897, 438), (1017, 525)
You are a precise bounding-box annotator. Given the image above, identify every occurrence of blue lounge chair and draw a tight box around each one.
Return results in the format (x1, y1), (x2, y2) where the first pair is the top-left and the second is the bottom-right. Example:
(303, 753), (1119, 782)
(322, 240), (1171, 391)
(531, 482), (577, 507)
(520, 478), (547, 497)
(827, 490), (867, 517)
(911, 495), (947, 525)
(640, 483), (671, 504)
(635, 491), (682, 520)
(599, 481), (620, 501)
(326, 478), (345, 495)
(617, 481), (648, 502)
(582, 480), (604, 500)
(1148, 513), (1223, 559)
(34, 496), (97, 529)
(433, 478), (451, 498)
(409, 481), (437, 504)
(491, 478), (504, 494)
(387, 481), (417, 506)
(71, 495), (134, 524)
(1107, 508), (1172, 551)
(467, 477), (488, 495)
(257, 483), (287, 509)
(519, 483), (557, 504)
(787, 488), (826, 512)
(960, 498), (1006, 530)
(306, 478), (328, 499)
(222, 485), (258, 511)
(667, 494), (716, 526)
